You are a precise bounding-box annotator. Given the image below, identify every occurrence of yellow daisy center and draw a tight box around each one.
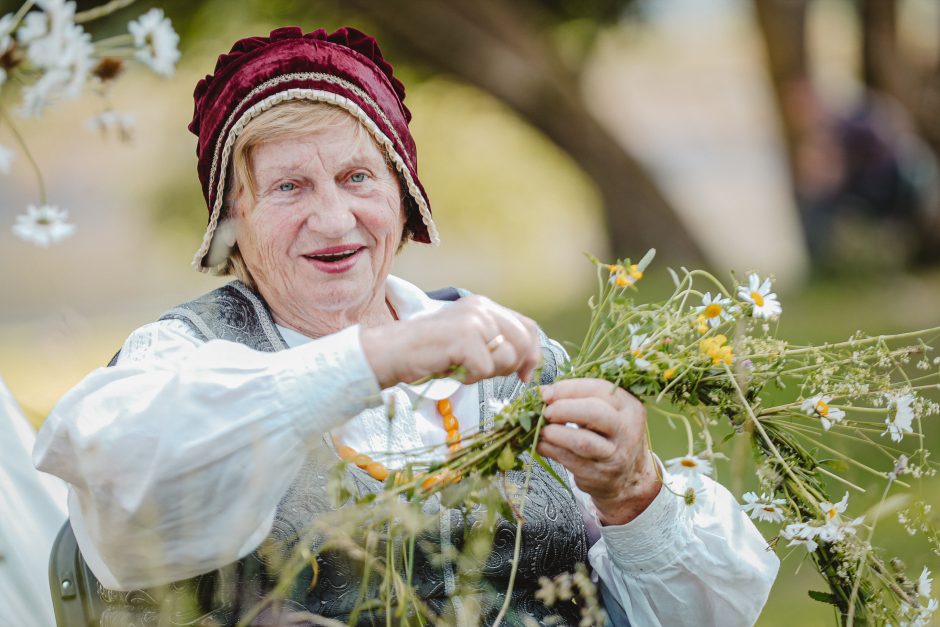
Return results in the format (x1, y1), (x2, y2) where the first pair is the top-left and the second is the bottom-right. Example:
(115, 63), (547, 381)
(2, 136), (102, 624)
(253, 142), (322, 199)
(680, 458), (698, 468)
(704, 303), (722, 318)
(827, 507), (838, 520)
(663, 367), (676, 380)
(750, 291), (765, 307)
(816, 401), (830, 416)
(615, 274), (629, 287)
(762, 506), (777, 513)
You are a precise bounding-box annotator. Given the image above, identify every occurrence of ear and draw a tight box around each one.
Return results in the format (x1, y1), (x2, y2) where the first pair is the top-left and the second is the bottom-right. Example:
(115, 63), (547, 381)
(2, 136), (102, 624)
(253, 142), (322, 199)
(205, 218), (237, 268)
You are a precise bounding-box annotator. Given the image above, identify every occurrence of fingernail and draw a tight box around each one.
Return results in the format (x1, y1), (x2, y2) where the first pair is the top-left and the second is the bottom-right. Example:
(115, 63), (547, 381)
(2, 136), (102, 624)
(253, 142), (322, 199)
(540, 385), (552, 403)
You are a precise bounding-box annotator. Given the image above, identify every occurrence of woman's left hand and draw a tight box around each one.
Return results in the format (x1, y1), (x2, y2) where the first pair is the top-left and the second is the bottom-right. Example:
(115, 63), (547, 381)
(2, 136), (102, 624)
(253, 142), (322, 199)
(537, 379), (662, 526)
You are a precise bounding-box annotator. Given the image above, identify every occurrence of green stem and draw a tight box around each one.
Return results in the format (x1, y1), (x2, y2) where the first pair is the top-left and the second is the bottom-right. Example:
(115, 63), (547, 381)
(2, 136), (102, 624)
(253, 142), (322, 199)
(74, 0), (137, 23)
(0, 105), (46, 204)
(782, 327), (940, 356)
(722, 364), (821, 508)
(11, 0), (35, 30)
(491, 406), (548, 626)
(93, 33), (135, 47)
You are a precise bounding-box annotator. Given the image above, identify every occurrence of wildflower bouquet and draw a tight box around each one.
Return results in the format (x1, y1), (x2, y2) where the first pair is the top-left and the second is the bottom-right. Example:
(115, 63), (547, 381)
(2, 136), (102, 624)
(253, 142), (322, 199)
(454, 250), (940, 625)
(256, 250), (939, 626)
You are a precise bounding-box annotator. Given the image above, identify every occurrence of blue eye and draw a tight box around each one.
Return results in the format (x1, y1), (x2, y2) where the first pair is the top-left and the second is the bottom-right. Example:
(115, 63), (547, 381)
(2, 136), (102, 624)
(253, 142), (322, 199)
(350, 172), (368, 183)
(278, 182), (296, 192)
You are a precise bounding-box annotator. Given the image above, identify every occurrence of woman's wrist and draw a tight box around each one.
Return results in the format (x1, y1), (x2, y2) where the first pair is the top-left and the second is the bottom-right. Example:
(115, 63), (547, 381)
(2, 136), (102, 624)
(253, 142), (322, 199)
(593, 451), (662, 526)
(360, 324), (403, 389)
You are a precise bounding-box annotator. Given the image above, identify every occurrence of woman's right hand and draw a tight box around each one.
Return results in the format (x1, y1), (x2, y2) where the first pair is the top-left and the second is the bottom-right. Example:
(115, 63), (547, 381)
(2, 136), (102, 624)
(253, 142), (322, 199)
(360, 295), (543, 389)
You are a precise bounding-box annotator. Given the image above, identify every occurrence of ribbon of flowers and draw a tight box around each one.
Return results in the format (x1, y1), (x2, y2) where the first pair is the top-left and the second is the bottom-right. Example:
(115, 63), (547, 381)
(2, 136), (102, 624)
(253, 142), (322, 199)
(254, 250), (940, 626)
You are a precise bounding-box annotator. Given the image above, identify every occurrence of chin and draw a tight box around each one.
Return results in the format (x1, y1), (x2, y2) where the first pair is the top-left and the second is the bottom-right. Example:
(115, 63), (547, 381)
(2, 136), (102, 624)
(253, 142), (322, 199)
(308, 279), (375, 312)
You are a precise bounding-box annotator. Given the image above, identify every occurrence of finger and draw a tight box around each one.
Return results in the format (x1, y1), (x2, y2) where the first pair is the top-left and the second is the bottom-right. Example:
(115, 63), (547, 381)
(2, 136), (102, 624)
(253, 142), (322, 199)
(536, 441), (618, 492)
(539, 423), (616, 461)
(541, 378), (632, 409)
(513, 314), (543, 382)
(537, 439), (587, 474)
(542, 397), (621, 436)
(456, 342), (496, 384)
(487, 337), (520, 374)
(490, 308), (538, 372)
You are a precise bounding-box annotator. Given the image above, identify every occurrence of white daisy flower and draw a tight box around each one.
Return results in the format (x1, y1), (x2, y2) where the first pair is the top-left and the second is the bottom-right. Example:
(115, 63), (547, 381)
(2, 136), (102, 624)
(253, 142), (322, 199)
(919, 567), (933, 599)
(486, 398), (510, 416)
(665, 454), (713, 478)
(901, 598), (940, 627)
(817, 492), (863, 542)
(741, 491), (786, 523)
(737, 273), (782, 319)
(128, 9), (180, 77)
(18, 0), (77, 51)
(0, 13), (15, 54)
(0, 144), (14, 174)
(801, 394), (845, 430)
(630, 333), (652, 370)
(680, 483), (707, 515)
(883, 393), (915, 443)
(694, 292), (734, 328)
(780, 521), (819, 553)
(84, 110), (136, 141)
(600, 356), (628, 375)
(12, 204), (76, 247)
(17, 7), (93, 116)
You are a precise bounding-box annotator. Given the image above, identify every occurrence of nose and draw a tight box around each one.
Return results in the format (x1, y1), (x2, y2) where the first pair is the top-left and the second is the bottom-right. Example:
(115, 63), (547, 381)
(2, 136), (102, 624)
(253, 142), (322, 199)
(305, 183), (356, 238)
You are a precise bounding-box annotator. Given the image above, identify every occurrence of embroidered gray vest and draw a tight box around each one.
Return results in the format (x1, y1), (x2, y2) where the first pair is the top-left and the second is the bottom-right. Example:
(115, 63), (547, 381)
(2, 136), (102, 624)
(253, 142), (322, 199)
(95, 281), (589, 626)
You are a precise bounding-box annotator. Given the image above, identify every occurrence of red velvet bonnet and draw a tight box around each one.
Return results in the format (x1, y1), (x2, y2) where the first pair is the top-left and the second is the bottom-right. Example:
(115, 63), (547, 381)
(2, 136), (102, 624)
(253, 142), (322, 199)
(188, 26), (438, 272)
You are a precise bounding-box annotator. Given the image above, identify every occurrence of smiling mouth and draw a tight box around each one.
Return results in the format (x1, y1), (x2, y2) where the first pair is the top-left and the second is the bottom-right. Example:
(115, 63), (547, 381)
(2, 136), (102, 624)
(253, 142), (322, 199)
(303, 245), (365, 262)
(305, 249), (361, 262)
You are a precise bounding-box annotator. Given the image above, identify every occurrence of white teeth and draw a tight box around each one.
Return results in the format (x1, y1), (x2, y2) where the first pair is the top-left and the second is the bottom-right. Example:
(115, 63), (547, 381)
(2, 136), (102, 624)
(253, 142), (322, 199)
(310, 249), (357, 262)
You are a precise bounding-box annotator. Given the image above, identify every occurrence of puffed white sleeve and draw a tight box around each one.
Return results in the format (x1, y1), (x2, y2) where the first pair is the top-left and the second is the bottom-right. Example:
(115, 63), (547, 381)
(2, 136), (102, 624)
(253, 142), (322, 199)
(33, 318), (383, 591)
(576, 471), (780, 627)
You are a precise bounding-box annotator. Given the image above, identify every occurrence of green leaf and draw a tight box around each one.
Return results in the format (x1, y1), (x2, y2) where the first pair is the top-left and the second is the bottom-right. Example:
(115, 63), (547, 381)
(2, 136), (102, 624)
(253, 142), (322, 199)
(637, 248), (656, 271)
(496, 498), (517, 523)
(440, 481), (474, 509)
(533, 451), (572, 495)
(817, 458), (850, 473)
(497, 445), (517, 472)
(807, 590), (839, 606)
(518, 412), (532, 432)
(667, 267), (680, 288)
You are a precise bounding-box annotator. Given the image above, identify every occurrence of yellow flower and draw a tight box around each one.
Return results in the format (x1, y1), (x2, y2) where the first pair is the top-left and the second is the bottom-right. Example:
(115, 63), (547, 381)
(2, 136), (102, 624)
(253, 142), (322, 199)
(607, 262), (643, 288)
(663, 367), (677, 380)
(699, 335), (734, 365)
(696, 315), (709, 335)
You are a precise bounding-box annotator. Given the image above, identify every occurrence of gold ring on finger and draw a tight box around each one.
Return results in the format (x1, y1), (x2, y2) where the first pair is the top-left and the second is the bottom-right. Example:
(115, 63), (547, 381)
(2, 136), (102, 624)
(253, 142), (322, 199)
(486, 333), (506, 352)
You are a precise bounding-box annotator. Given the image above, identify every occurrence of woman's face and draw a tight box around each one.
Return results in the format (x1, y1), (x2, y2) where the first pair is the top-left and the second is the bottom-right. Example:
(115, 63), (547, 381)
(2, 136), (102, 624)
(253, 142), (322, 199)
(232, 118), (406, 329)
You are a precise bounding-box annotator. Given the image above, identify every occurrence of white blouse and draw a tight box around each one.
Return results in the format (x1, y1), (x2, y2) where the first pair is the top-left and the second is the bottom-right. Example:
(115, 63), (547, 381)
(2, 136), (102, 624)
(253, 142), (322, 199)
(34, 275), (778, 626)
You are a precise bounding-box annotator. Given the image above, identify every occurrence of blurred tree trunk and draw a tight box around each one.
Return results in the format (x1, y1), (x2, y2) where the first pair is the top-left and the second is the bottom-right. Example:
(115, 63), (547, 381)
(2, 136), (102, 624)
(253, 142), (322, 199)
(345, 0), (704, 264)
(751, 0), (809, 185)
(858, 0), (940, 260)
(859, 0), (899, 94)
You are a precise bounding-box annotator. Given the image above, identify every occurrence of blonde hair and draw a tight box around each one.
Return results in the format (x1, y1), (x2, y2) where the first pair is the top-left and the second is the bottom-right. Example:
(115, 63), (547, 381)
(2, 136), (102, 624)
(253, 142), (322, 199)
(219, 100), (413, 288)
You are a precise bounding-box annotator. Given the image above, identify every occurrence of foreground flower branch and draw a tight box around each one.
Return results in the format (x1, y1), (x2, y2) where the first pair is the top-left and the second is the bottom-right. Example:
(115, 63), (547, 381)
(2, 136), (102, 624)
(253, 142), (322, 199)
(245, 251), (940, 626)
(0, 0), (180, 246)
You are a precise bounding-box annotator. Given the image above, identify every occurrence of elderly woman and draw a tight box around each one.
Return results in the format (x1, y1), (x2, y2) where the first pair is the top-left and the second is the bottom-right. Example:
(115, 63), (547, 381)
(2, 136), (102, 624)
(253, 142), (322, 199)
(35, 26), (777, 626)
